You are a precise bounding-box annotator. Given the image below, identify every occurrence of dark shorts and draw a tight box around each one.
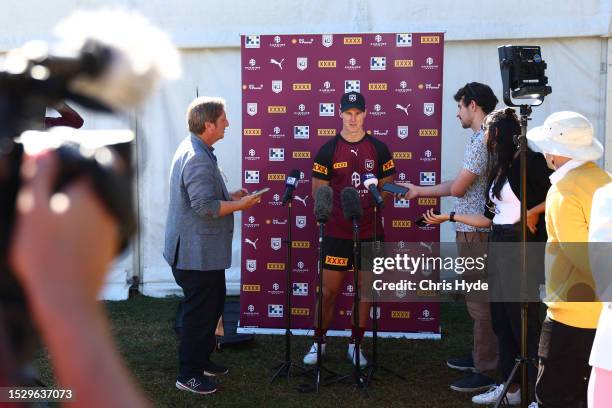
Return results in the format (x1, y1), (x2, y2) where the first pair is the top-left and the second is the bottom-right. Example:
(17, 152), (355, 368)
(322, 236), (382, 272)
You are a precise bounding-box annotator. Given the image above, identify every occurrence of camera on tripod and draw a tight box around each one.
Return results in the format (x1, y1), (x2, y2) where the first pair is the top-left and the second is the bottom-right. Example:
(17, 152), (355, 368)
(498, 45), (552, 107)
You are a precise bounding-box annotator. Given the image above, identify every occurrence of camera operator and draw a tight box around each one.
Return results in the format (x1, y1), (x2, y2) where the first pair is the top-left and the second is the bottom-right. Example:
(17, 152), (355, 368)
(7, 151), (149, 408)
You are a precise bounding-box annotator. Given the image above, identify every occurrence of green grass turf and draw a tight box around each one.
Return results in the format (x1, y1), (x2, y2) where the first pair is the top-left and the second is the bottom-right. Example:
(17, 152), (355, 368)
(36, 295), (488, 407)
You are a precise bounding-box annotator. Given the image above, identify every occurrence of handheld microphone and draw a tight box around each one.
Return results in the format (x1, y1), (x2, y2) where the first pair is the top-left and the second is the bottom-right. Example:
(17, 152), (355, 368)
(341, 187), (363, 222)
(314, 186), (333, 223)
(282, 169), (300, 205)
(362, 173), (384, 208)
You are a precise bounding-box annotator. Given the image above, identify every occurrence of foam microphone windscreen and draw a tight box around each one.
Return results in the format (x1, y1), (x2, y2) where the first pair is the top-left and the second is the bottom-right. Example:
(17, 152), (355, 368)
(341, 187), (362, 221)
(314, 185), (333, 223)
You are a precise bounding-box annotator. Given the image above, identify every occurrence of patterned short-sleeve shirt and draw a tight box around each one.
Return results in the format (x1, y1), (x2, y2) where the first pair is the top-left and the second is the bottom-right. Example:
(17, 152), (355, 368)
(454, 129), (489, 232)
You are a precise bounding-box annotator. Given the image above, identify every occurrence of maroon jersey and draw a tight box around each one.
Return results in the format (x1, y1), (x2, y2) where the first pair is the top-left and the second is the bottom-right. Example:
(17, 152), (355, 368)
(312, 134), (395, 239)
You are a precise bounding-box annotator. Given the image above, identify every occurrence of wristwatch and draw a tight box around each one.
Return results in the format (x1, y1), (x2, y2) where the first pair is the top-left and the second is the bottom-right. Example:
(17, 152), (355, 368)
(449, 211), (456, 222)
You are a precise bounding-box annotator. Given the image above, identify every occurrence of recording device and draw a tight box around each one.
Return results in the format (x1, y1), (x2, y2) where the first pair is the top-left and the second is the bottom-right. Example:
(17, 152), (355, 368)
(281, 169), (300, 205)
(341, 187), (363, 223)
(498, 45), (552, 106)
(415, 210), (440, 227)
(0, 9), (180, 373)
(382, 182), (408, 195)
(249, 187), (270, 197)
(362, 173), (384, 208)
(314, 185), (333, 223)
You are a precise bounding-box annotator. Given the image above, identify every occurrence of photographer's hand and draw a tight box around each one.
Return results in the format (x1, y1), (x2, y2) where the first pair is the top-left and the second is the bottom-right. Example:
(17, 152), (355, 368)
(9, 151), (149, 408)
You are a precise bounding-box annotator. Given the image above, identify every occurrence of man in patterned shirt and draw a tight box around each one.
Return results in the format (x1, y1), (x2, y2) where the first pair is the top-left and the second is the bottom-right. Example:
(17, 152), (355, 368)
(303, 91), (396, 367)
(403, 82), (499, 393)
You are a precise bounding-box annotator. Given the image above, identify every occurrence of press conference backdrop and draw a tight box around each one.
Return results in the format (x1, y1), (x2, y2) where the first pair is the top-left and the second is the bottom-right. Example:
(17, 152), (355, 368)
(239, 33), (443, 338)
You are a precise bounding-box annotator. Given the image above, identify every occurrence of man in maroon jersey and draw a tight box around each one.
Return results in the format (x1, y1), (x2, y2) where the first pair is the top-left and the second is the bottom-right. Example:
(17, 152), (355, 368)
(303, 91), (396, 367)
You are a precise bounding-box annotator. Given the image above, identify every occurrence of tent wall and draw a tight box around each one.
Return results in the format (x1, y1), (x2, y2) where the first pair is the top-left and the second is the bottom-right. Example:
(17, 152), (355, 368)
(1, 1), (610, 299)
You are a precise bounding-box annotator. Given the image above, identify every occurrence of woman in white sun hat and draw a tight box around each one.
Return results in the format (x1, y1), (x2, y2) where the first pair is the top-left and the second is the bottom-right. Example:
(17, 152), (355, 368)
(526, 111), (611, 408)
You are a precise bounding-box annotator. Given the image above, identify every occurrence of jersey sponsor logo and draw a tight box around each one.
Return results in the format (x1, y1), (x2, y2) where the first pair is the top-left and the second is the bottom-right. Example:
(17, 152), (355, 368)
(418, 197), (438, 206)
(291, 307), (310, 316)
(293, 83), (312, 91)
(333, 161), (348, 169)
(394, 59), (414, 68)
(292, 241), (310, 249)
(318, 60), (337, 68)
(268, 105), (286, 114)
(242, 284), (260, 292)
(392, 220), (412, 228)
(382, 159), (395, 171)
(325, 255), (349, 267)
(419, 128), (439, 137)
(343, 36), (362, 45)
(267, 263), (285, 270)
(243, 128), (261, 136)
(268, 173), (286, 181)
(313, 162), (328, 175)
(368, 82), (388, 91)
(420, 35), (440, 44)
(318, 128), (336, 136)
(393, 152), (412, 160)
(391, 311), (411, 319)
(292, 151), (311, 159)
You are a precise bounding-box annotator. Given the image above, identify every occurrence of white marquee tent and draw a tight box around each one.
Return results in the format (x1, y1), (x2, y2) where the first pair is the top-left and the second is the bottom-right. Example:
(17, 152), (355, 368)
(2, 0), (611, 300)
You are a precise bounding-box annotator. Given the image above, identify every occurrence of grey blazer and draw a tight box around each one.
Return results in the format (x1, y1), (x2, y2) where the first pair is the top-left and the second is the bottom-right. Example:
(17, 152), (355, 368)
(163, 134), (234, 271)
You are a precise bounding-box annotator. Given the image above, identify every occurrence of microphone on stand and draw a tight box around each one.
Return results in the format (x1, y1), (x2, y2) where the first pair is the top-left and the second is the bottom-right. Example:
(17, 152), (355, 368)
(314, 186), (333, 223)
(282, 169), (300, 205)
(362, 173), (384, 208)
(341, 187), (363, 226)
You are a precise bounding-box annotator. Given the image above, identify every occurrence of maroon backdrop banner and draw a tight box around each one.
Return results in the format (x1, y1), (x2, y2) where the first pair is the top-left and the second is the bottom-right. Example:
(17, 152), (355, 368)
(239, 33), (443, 338)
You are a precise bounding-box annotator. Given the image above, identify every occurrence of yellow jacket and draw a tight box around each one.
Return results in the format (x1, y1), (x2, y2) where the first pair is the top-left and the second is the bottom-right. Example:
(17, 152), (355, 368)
(545, 162), (612, 329)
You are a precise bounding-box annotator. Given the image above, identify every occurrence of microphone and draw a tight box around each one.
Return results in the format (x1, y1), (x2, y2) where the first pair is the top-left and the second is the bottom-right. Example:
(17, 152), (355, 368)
(282, 169), (300, 205)
(40, 9), (180, 111)
(314, 186), (333, 223)
(341, 187), (363, 222)
(362, 173), (384, 208)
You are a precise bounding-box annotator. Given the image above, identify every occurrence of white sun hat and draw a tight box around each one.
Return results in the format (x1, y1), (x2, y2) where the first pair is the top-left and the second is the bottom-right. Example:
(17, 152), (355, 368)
(527, 111), (603, 161)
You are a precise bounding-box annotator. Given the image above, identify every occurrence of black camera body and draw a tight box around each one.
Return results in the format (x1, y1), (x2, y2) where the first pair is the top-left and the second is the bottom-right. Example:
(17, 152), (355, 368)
(0, 45), (136, 371)
(498, 45), (552, 107)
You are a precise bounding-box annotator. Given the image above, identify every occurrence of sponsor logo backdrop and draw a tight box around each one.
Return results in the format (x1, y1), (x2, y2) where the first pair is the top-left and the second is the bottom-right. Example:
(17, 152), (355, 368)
(240, 33), (443, 336)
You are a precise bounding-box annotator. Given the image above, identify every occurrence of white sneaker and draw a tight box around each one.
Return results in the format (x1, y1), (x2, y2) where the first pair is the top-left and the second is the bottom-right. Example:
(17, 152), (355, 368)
(347, 343), (367, 367)
(472, 385), (520, 405)
(302, 343), (326, 365)
(528, 403), (538, 408)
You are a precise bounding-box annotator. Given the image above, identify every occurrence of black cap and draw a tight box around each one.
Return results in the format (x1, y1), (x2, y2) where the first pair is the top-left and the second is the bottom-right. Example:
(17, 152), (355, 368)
(340, 91), (366, 112)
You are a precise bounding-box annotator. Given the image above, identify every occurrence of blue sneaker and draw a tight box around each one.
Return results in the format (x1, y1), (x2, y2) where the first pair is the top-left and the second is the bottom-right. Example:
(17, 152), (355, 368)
(450, 373), (496, 393)
(176, 376), (217, 394)
(447, 354), (475, 372)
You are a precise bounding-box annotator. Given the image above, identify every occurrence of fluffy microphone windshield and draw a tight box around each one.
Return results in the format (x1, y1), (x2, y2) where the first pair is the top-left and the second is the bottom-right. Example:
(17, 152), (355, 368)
(53, 9), (181, 110)
(341, 187), (362, 221)
(314, 185), (333, 223)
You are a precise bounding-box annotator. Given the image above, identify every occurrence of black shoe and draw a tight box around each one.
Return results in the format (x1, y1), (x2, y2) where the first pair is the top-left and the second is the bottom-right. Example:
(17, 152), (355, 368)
(176, 376), (217, 394)
(203, 361), (229, 377)
(446, 354), (475, 372)
(450, 373), (496, 393)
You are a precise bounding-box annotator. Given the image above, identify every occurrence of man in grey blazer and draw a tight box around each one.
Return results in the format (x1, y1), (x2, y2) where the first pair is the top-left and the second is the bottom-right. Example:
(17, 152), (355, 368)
(164, 96), (260, 395)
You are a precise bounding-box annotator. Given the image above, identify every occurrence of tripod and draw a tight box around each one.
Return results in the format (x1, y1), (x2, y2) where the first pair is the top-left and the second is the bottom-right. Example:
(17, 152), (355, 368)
(365, 205), (407, 385)
(271, 199), (307, 382)
(298, 190), (342, 393)
(494, 105), (538, 408)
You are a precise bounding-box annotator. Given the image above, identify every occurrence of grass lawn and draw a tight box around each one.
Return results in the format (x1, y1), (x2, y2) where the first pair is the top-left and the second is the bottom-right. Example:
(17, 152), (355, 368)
(36, 296), (487, 407)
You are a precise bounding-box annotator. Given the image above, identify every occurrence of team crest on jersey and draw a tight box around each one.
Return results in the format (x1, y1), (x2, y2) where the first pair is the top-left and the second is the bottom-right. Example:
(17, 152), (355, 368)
(365, 159), (374, 171)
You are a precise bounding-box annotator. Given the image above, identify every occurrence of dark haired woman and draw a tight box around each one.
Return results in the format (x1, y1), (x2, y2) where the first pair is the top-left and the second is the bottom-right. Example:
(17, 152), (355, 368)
(423, 108), (552, 405)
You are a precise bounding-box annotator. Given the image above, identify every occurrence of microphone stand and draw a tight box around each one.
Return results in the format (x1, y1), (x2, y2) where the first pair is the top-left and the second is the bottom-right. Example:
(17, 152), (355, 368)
(271, 198), (307, 382)
(298, 215), (340, 393)
(365, 202), (407, 386)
